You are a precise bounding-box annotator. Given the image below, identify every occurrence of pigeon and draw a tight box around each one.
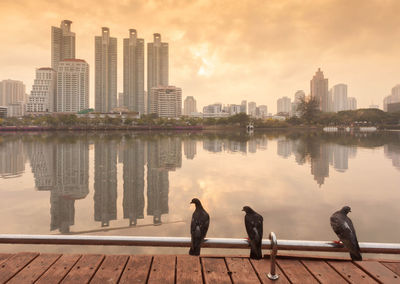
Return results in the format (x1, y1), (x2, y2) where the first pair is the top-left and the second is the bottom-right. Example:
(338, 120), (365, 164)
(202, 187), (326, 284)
(242, 206), (263, 259)
(330, 206), (362, 261)
(189, 198), (210, 256)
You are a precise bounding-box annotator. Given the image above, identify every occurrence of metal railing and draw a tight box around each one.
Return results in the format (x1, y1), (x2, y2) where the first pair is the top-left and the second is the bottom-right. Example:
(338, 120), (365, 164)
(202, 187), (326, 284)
(1, 233), (399, 281)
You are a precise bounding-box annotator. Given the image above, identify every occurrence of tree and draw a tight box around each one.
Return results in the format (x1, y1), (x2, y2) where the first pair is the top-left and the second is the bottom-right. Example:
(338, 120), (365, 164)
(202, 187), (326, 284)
(297, 96), (320, 124)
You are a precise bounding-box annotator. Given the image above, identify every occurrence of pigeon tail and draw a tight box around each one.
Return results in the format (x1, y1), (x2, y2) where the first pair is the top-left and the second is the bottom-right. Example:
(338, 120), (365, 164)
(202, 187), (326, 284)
(350, 251), (362, 261)
(189, 246), (200, 256)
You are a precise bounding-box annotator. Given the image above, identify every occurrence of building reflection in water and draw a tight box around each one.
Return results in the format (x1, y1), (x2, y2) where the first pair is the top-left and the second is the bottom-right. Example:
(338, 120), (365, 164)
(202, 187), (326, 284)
(0, 138), (26, 178)
(94, 138), (117, 227)
(123, 138), (145, 226)
(13, 131), (400, 233)
(28, 135), (89, 233)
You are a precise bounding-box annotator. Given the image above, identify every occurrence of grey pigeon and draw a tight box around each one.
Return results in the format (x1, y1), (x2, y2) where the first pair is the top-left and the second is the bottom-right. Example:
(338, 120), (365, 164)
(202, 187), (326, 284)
(330, 206), (362, 261)
(189, 198), (210, 255)
(242, 206), (263, 259)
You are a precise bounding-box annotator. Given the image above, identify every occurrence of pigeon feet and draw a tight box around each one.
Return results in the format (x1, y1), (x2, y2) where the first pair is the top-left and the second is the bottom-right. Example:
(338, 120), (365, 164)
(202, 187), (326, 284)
(333, 240), (343, 245)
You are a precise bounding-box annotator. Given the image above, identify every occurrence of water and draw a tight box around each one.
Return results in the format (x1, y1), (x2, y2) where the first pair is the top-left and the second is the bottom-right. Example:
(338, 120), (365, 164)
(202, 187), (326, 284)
(0, 130), (399, 255)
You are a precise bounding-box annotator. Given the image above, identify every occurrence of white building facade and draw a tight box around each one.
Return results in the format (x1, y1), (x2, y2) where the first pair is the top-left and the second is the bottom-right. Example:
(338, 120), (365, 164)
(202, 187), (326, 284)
(149, 86), (182, 118)
(26, 68), (57, 113)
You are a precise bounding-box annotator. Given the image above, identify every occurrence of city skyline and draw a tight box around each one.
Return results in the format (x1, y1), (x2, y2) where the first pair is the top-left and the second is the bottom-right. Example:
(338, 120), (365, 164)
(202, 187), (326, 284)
(0, 1), (399, 113)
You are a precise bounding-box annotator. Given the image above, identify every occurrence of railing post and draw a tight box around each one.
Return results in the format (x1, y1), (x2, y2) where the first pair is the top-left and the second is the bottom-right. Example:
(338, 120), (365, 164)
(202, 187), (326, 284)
(267, 232), (279, 280)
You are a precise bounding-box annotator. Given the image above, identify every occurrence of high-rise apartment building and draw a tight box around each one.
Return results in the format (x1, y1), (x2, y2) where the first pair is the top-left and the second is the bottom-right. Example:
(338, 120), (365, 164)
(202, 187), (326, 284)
(384, 84), (400, 111)
(0, 79), (26, 106)
(147, 33), (168, 113)
(310, 68), (329, 112)
(183, 96), (197, 115)
(95, 27), (117, 113)
(347, 97), (357, 110)
(56, 59), (89, 112)
(331, 84), (348, 112)
(51, 20), (75, 70)
(26, 68), (57, 113)
(277, 96), (292, 114)
(258, 105), (268, 118)
(248, 102), (257, 117)
(123, 29), (145, 114)
(240, 100), (247, 114)
(149, 86), (182, 118)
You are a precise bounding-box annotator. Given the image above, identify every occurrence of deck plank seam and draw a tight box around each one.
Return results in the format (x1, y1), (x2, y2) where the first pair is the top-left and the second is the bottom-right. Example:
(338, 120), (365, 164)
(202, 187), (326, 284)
(199, 256), (206, 284)
(174, 255), (177, 284)
(55, 254), (83, 284)
(86, 254), (106, 284)
(222, 257), (234, 284)
(297, 260), (323, 284)
(115, 255), (130, 284)
(0, 254), (13, 266)
(324, 260), (352, 284)
(379, 261), (400, 277)
(275, 260), (294, 284)
(248, 257), (266, 284)
(144, 255), (154, 284)
(29, 253), (63, 283)
(352, 262), (384, 284)
(4, 253), (40, 283)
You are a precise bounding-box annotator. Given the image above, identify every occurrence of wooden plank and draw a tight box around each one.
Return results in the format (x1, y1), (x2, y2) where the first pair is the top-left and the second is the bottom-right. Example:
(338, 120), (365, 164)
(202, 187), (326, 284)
(61, 254), (104, 284)
(201, 257), (232, 284)
(277, 259), (319, 284)
(90, 255), (129, 284)
(147, 255), (176, 284)
(356, 261), (400, 283)
(119, 255), (152, 284)
(225, 257), (260, 283)
(36, 254), (82, 284)
(302, 259), (347, 284)
(0, 254), (12, 264)
(382, 262), (400, 277)
(0, 252), (38, 283)
(328, 261), (377, 284)
(250, 258), (291, 284)
(7, 253), (61, 284)
(176, 255), (202, 284)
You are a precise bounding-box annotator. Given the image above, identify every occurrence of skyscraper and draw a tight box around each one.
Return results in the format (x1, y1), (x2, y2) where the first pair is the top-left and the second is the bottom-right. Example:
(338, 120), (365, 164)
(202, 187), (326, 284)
(0, 79), (26, 106)
(183, 96), (197, 115)
(95, 27), (117, 113)
(123, 29), (145, 114)
(347, 97), (357, 110)
(57, 59), (89, 112)
(310, 68), (329, 112)
(26, 68), (57, 113)
(248, 102), (257, 117)
(277, 96), (291, 114)
(147, 33), (168, 113)
(51, 20), (75, 70)
(331, 84), (348, 112)
(149, 86), (182, 118)
(240, 100), (247, 114)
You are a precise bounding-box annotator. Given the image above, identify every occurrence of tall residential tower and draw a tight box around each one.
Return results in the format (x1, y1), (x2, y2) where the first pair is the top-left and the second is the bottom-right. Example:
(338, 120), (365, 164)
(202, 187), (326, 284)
(95, 27), (117, 113)
(123, 29), (145, 114)
(147, 33), (168, 113)
(310, 68), (329, 112)
(51, 20), (75, 70)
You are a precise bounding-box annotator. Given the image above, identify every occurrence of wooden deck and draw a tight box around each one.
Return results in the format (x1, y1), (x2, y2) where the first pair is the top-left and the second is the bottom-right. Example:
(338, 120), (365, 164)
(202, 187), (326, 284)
(0, 252), (399, 283)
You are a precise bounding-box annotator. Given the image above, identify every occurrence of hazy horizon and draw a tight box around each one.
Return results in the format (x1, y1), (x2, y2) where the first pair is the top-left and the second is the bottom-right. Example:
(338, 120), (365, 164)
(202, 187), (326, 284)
(0, 0), (399, 112)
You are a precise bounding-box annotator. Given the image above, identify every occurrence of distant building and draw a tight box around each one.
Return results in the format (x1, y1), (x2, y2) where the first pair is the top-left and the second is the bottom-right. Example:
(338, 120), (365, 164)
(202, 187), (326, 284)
(26, 68), (57, 113)
(118, 92), (124, 107)
(248, 101), (257, 117)
(149, 86), (182, 118)
(293, 90), (305, 116)
(384, 84), (400, 111)
(277, 96), (291, 114)
(0, 107), (6, 118)
(347, 97), (357, 110)
(258, 105), (268, 118)
(51, 20), (75, 70)
(95, 27), (117, 113)
(0, 79), (26, 106)
(387, 102), (400, 113)
(123, 29), (145, 114)
(228, 104), (241, 115)
(203, 103), (229, 118)
(57, 59), (89, 113)
(240, 100), (247, 114)
(7, 102), (25, 117)
(310, 68), (329, 112)
(147, 33), (168, 114)
(183, 96), (197, 116)
(331, 84), (348, 112)
(369, 104), (379, 109)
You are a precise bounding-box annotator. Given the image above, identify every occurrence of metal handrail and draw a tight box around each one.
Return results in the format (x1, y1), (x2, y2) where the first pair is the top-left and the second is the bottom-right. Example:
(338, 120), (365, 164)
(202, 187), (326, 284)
(0, 234), (399, 254)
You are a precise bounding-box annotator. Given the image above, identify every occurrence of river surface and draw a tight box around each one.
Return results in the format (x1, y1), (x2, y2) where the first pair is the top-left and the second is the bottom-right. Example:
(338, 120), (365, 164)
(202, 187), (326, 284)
(0, 130), (399, 255)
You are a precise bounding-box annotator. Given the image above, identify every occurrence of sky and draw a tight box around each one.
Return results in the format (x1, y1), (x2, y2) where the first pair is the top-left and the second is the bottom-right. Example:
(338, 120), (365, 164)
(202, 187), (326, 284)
(0, 0), (399, 113)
